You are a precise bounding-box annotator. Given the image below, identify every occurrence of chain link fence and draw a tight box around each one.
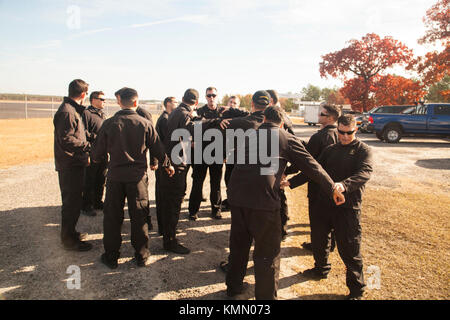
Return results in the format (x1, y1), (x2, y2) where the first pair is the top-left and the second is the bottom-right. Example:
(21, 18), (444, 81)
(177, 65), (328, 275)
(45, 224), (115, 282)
(0, 95), (161, 119)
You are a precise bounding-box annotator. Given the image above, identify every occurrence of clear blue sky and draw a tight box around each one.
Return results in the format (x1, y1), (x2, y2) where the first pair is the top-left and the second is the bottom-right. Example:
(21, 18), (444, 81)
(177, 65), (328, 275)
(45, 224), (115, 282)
(0, 0), (439, 102)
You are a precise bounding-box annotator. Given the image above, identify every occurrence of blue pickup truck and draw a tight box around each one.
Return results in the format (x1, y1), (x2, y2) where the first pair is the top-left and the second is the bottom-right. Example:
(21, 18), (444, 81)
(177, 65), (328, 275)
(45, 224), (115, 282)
(367, 103), (450, 143)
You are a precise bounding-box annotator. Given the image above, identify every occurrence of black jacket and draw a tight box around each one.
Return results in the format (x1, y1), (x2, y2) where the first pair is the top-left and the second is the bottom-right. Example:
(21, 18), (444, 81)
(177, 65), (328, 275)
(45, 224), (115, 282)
(228, 122), (335, 211)
(91, 109), (169, 183)
(289, 138), (373, 210)
(197, 104), (224, 119)
(221, 107), (249, 119)
(155, 110), (169, 145)
(164, 103), (221, 170)
(306, 125), (338, 159)
(53, 97), (90, 171)
(225, 110), (265, 130)
(223, 110), (265, 164)
(286, 125), (338, 174)
(286, 124), (338, 198)
(82, 105), (106, 144)
(283, 113), (295, 135)
(135, 106), (159, 166)
(136, 106), (153, 124)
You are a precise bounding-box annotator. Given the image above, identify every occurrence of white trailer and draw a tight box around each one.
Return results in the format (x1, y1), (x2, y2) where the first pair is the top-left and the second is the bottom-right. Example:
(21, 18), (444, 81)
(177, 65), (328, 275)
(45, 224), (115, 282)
(304, 104), (321, 126)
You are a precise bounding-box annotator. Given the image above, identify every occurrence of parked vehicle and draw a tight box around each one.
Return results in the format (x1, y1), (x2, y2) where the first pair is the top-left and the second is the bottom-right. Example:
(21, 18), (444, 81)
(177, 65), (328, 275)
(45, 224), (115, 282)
(355, 114), (367, 132)
(304, 104), (320, 126)
(370, 105), (412, 114)
(365, 105), (414, 133)
(368, 103), (450, 143)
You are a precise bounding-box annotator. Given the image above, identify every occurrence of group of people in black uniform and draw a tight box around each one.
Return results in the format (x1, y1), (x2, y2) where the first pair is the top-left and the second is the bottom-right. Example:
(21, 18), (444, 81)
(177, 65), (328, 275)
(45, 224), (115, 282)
(53, 79), (372, 300)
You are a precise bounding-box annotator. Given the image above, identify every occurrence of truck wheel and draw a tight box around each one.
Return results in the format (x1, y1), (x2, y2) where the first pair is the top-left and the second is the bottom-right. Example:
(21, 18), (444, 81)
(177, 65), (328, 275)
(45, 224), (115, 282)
(375, 131), (384, 141)
(383, 126), (402, 143)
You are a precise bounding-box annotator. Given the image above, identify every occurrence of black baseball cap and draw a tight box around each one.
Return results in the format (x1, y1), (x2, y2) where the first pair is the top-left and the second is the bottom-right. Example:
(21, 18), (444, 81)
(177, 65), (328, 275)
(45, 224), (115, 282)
(252, 90), (271, 106)
(183, 88), (199, 105)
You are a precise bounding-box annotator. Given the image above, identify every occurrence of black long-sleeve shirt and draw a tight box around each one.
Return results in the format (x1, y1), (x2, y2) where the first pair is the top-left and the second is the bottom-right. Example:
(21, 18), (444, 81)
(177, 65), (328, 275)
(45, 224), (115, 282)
(289, 138), (373, 210)
(53, 97), (90, 171)
(136, 106), (158, 166)
(82, 105), (106, 144)
(164, 103), (222, 170)
(155, 110), (169, 145)
(91, 109), (168, 182)
(228, 122), (335, 211)
(221, 107), (250, 119)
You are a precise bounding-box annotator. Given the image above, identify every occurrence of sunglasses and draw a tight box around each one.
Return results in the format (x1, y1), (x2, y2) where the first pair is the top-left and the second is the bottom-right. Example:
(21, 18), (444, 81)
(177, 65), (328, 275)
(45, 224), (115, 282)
(338, 129), (356, 135)
(206, 94), (217, 98)
(320, 112), (329, 117)
(95, 98), (106, 101)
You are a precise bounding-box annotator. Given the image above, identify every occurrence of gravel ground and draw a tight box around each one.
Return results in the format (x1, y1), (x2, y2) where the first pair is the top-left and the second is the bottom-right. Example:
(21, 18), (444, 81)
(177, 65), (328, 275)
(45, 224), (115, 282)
(0, 127), (449, 300)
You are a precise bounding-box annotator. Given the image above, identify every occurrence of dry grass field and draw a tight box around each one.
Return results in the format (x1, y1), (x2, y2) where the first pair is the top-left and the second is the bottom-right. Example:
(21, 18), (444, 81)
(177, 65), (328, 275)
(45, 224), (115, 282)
(0, 117), (448, 300)
(0, 119), (54, 169)
(285, 185), (450, 300)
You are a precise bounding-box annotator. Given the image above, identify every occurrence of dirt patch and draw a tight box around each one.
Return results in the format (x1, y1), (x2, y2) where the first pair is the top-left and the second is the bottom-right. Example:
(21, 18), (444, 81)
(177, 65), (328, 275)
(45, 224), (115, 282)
(0, 123), (449, 300)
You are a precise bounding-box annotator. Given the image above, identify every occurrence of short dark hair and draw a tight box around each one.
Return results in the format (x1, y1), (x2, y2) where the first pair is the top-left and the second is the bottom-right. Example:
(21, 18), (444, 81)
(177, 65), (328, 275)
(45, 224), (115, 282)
(182, 88), (199, 105)
(338, 114), (356, 127)
(264, 106), (284, 125)
(163, 96), (176, 108)
(266, 89), (279, 105)
(89, 91), (105, 103)
(68, 79), (89, 98)
(114, 88), (125, 97)
(322, 104), (341, 121)
(229, 95), (239, 100)
(205, 87), (217, 94)
(119, 88), (138, 107)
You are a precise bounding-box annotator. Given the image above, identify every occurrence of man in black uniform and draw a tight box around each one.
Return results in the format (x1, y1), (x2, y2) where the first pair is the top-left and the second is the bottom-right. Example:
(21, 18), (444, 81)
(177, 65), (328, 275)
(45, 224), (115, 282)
(81, 91), (107, 217)
(53, 79), (92, 251)
(220, 96), (249, 211)
(283, 114), (373, 300)
(92, 88), (174, 269)
(115, 88), (156, 231)
(159, 89), (222, 254)
(266, 89), (294, 240)
(154, 96), (177, 235)
(286, 104), (340, 251)
(225, 100), (344, 300)
(218, 92), (267, 274)
(188, 87), (224, 220)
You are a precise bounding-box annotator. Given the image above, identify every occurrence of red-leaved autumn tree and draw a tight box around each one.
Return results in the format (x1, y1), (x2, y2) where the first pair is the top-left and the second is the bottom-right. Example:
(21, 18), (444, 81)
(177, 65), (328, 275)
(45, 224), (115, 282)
(409, 0), (450, 87)
(320, 33), (414, 111)
(373, 75), (426, 106)
(339, 77), (376, 112)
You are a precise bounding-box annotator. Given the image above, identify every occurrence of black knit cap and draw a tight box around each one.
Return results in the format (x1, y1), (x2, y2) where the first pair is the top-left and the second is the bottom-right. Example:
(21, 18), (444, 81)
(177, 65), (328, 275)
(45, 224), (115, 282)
(252, 90), (271, 106)
(183, 88), (199, 104)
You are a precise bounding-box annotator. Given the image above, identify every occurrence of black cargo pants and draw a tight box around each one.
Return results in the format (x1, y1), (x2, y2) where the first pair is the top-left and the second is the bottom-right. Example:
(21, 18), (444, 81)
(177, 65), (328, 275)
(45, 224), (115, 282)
(310, 200), (365, 294)
(103, 174), (150, 261)
(159, 168), (187, 245)
(226, 206), (281, 300)
(82, 161), (107, 210)
(188, 163), (223, 215)
(57, 166), (85, 246)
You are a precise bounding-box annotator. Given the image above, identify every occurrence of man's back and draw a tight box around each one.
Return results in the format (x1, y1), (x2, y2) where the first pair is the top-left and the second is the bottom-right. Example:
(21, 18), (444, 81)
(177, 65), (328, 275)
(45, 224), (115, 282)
(228, 123), (334, 211)
(92, 109), (163, 182)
